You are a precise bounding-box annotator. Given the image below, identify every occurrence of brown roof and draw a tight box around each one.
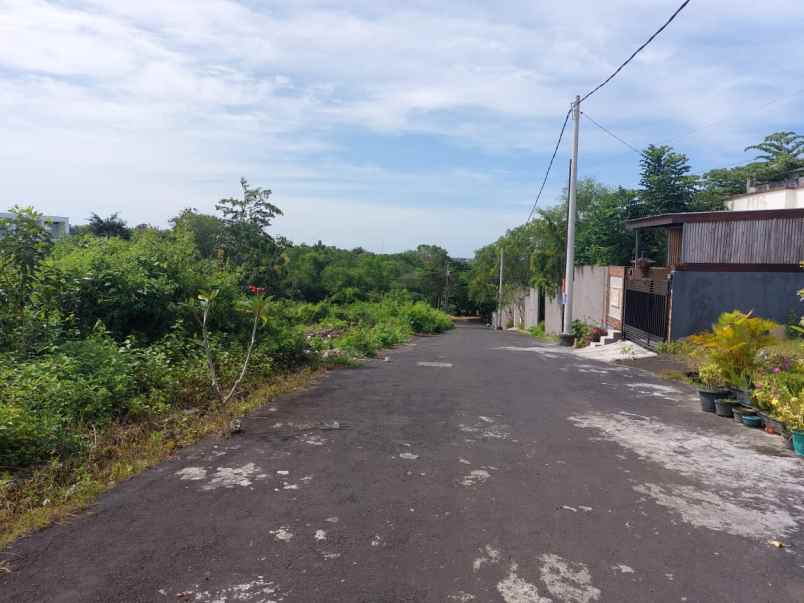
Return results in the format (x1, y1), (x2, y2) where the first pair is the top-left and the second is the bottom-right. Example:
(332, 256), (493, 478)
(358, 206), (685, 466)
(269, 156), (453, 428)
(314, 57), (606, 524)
(624, 208), (804, 231)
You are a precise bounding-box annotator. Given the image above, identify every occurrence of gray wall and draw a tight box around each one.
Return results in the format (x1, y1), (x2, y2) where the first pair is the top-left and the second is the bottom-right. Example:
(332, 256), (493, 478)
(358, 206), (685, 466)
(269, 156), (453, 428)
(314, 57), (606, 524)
(493, 287), (540, 329)
(670, 270), (804, 338)
(543, 265), (609, 335)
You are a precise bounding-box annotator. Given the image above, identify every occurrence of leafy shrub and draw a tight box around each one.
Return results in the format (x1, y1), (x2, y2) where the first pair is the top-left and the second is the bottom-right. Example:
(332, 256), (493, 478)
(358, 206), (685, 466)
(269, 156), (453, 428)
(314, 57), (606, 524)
(571, 320), (591, 340)
(529, 322), (546, 338)
(40, 229), (241, 341)
(697, 361), (727, 390)
(688, 310), (778, 389)
(405, 301), (452, 333)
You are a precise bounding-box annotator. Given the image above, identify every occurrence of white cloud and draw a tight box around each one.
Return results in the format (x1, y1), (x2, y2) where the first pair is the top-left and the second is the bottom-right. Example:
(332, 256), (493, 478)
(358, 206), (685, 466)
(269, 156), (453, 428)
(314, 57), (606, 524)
(1, 0), (803, 253)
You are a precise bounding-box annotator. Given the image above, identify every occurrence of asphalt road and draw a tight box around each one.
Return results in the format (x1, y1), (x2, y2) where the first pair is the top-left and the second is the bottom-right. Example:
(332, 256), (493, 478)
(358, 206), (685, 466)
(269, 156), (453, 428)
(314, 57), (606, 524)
(3, 324), (804, 602)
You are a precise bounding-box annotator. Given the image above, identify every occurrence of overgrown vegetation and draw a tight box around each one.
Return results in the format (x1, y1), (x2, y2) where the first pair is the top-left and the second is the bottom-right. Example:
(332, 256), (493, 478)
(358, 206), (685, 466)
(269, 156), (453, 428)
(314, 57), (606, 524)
(0, 184), (455, 544)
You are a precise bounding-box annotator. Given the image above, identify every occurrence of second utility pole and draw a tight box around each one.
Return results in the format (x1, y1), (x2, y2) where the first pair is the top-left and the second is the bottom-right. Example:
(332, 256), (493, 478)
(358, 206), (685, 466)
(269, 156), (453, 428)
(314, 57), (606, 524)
(496, 245), (504, 329)
(560, 95), (581, 346)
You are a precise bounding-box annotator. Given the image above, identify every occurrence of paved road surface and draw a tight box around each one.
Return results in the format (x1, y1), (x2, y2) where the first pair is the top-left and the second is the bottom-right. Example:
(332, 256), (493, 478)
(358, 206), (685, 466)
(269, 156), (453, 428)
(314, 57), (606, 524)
(3, 324), (804, 602)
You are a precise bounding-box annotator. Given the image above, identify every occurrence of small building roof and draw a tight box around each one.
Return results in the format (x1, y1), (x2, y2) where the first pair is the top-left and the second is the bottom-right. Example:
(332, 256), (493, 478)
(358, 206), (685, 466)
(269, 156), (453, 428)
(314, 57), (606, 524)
(624, 208), (804, 231)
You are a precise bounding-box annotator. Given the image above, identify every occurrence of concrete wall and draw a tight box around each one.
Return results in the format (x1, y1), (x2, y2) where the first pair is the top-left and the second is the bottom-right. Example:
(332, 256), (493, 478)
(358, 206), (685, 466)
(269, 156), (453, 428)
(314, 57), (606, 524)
(538, 266), (610, 335)
(493, 266), (610, 335)
(669, 270), (804, 338)
(544, 294), (563, 335)
(726, 188), (804, 211)
(492, 287), (540, 330)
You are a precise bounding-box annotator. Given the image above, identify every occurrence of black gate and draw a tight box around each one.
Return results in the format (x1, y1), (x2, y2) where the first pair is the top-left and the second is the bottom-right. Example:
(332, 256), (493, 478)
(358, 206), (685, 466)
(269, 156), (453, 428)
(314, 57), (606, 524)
(622, 275), (669, 350)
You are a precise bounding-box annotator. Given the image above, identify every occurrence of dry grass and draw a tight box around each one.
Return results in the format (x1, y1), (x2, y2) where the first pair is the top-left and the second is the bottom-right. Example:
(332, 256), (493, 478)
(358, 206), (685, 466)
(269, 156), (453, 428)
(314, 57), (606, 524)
(0, 368), (323, 550)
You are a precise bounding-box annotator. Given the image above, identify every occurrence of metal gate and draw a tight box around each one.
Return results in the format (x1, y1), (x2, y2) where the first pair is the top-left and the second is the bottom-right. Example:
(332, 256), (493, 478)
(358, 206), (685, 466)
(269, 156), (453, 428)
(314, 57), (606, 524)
(622, 271), (670, 350)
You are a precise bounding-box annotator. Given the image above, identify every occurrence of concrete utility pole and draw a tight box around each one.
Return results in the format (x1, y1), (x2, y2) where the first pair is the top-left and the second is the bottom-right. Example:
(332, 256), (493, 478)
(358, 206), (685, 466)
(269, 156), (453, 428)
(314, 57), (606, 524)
(496, 246), (504, 329)
(560, 95), (581, 346)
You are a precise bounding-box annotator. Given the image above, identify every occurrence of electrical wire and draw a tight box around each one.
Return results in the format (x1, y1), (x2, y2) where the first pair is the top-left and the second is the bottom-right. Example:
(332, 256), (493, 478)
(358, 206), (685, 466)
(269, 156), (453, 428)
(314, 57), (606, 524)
(580, 0), (692, 103)
(582, 112), (641, 154)
(527, 108), (572, 222)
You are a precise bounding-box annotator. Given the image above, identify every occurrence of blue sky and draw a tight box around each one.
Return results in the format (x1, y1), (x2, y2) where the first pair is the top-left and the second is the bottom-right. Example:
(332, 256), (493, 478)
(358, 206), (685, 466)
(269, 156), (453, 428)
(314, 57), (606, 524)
(2, 0), (804, 256)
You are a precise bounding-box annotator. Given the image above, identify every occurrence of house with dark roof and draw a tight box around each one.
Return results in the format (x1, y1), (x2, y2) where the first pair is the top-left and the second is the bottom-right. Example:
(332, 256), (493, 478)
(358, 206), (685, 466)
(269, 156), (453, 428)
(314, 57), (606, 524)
(618, 208), (804, 347)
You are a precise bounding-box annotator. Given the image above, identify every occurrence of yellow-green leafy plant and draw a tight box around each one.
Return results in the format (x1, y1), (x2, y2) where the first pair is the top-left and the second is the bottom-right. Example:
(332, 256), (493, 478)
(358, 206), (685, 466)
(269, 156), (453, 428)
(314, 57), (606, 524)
(697, 361), (727, 391)
(689, 310), (779, 390)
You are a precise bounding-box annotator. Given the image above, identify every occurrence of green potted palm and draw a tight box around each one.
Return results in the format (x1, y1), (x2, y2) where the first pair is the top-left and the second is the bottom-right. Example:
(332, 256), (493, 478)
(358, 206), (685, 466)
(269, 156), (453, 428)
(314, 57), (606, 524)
(689, 311), (778, 407)
(696, 362), (730, 413)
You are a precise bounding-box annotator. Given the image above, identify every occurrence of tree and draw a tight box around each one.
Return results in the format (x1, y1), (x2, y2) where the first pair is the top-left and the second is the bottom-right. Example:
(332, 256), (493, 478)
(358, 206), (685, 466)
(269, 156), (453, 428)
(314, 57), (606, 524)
(171, 208), (226, 259)
(745, 131), (804, 163)
(744, 131), (804, 183)
(634, 145), (697, 217)
(0, 207), (52, 314)
(87, 212), (131, 239)
(215, 178), (285, 288)
(632, 145), (698, 262)
(575, 186), (636, 266)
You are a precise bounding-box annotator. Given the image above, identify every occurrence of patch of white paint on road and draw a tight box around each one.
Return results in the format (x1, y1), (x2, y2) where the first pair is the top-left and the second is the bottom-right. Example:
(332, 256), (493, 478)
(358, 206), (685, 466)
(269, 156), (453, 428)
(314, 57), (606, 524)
(399, 452), (419, 460)
(188, 577), (283, 603)
(301, 434), (326, 446)
(175, 467), (207, 481)
(479, 416), (495, 423)
(201, 463), (264, 490)
(460, 421), (511, 441)
(473, 545), (501, 572)
(623, 382), (683, 399)
(270, 527), (294, 542)
(459, 458), (472, 465)
(539, 553), (601, 603)
(370, 534), (383, 547)
(568, 411), (804, 539)
(460, 469), (491, 487)
(325, 516), (339, 523)
(613, 564), (635, 574)
(634, 483), (797, 539)
(448, 592), (476, 601)
(497, 563), (550, 603)
(314, 529), (327, 541)
(417, 361), (453, 367)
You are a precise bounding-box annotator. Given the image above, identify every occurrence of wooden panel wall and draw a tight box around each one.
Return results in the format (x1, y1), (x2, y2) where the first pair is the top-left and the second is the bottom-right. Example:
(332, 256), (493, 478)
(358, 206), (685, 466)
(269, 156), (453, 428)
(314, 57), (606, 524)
(682, 217), (804, 264)
(666, 228), (683, 267)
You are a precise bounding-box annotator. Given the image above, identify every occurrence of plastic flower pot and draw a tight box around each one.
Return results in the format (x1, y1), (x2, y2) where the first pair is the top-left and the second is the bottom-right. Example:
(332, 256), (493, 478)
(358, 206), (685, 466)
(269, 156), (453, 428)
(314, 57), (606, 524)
(714, 399), (738, 418)
(792, 431), (804, 457)
(730, 387), (753, 407)
(764, 416), (785, 436)
(732, 406), (757, 424)
(698, 389), (729, 413)
(741, 415), (763, 429)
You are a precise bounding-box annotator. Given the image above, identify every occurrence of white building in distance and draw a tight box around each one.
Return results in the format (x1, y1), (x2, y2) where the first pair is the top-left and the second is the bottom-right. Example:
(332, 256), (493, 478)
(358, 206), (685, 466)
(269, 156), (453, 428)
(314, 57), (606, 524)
(0, 211), (70, 239)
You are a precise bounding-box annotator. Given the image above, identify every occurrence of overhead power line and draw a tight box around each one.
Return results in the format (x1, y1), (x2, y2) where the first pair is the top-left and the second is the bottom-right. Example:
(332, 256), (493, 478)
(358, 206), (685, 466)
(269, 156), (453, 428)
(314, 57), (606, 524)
(582, 112), (641, 154)
(580, 0), (692, 103)
(527, 108), (572, 222)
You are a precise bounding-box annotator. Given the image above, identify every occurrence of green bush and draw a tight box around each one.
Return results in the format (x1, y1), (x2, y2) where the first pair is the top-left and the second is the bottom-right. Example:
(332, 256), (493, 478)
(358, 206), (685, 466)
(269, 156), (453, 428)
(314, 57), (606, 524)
(528, 322), (546, 338)
(405, 301), (453, 333)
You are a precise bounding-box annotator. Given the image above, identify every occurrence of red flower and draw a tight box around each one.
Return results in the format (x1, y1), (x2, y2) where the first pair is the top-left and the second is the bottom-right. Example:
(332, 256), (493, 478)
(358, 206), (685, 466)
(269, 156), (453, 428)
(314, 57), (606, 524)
(248, 284), (266, 295)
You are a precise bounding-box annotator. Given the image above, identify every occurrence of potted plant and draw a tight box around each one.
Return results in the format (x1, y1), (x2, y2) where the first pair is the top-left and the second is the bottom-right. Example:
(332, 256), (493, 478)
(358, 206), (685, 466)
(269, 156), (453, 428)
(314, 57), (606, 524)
(732, 405), (758, 424)
(771, 382), (804, 456)
(689, 311), (778, 406)
(696, 362), (730, 413)
(714, 397), (739, 418)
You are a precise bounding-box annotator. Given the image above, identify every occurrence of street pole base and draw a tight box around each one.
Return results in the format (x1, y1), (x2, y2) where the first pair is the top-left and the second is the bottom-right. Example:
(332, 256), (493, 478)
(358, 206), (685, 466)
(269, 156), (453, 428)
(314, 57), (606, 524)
(559, 334), (576, 347)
